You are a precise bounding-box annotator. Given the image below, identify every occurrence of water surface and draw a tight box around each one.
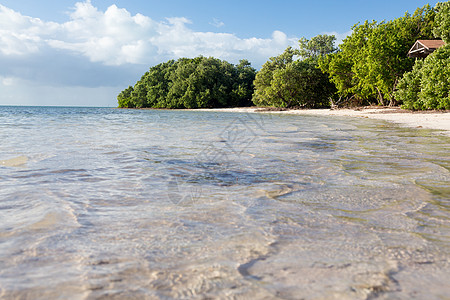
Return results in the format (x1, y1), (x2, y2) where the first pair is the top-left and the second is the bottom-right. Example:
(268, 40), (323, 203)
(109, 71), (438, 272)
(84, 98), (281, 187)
(0, 106), (449, 299)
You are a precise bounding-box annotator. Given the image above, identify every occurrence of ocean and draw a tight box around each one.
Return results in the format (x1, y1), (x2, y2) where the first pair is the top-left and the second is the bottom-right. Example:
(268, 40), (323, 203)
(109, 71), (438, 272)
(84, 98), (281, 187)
(0, 106), (449, 299)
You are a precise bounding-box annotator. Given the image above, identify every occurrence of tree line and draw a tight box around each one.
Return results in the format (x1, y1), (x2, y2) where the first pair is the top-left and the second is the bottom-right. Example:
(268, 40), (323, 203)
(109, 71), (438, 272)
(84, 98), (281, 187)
(118, 57), (256, 108)
(118, 1), (449, 110)
(319, 2), (449, 110)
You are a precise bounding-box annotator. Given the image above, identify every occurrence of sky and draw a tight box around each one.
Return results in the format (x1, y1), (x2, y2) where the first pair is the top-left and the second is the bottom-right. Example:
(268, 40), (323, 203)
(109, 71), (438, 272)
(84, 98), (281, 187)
(0, 0), (440, 107)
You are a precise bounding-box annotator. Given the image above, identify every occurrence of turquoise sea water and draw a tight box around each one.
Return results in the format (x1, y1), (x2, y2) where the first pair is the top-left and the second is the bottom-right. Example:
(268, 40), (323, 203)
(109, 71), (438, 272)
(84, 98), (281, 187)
(0, 106), (449, 299)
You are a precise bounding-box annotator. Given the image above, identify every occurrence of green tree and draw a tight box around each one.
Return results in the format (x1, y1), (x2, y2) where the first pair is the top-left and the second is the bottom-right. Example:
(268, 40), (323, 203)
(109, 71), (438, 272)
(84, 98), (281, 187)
(117, 56), (256, 108)
(262, 61), (305, 108)
(319, 21), (377, 105)
(394, 60), (424, 110)
(130, 72), (152, 108)
(252, 36), (336, 108)
(168, 57), (231, 108)
(433, 1), (450, 43)
(269, 59), (334, 108)
(298, 34), (337, 59)
(395, 44), (450, 110)
(252, 47), (298, 107)
(318, 51), (360, 107)
(319, 4), (436, 106)
(146, 60), (176, 108)
(231, 59), (257, 107)
(117, 86), (134, 108)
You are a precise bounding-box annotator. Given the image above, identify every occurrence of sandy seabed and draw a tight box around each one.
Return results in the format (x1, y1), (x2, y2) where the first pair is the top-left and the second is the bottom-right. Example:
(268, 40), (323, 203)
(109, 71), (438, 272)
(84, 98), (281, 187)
(194, 107), (450, 136)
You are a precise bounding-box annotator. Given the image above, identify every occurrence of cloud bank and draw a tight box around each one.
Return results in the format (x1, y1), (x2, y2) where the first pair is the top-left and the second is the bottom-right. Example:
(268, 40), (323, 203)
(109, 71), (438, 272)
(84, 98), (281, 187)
(0, 1), (296, 68)
(0, 1), (347, 106)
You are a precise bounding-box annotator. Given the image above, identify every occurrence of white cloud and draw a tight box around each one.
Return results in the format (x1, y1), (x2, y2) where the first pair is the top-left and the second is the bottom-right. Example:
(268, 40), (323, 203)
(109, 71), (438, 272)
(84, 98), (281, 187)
(0, 4), (58, 55)
(0, 1), (297, 67)
(210, 18), (225, 28)
(1, 76), (16, 86)
(272, 30), (288, 44)
(2, 1), (356, 106)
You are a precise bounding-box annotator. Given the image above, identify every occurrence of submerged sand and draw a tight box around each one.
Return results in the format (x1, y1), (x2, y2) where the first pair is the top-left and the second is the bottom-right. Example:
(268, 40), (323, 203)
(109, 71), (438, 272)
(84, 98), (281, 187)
(194, 107), (450, 136)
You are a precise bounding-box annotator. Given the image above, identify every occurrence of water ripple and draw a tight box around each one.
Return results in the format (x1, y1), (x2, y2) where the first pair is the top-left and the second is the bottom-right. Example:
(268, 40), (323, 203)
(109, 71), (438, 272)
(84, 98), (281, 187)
(0, 107), (449, 299)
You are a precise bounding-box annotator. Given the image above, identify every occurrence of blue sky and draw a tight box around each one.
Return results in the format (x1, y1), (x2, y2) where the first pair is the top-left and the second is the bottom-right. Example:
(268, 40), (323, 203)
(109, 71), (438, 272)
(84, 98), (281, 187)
(0, 0), (440, 107)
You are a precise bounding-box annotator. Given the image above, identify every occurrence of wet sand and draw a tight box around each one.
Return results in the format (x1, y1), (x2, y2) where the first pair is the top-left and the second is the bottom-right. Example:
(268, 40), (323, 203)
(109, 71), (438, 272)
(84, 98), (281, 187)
(194, 107), (450, 136)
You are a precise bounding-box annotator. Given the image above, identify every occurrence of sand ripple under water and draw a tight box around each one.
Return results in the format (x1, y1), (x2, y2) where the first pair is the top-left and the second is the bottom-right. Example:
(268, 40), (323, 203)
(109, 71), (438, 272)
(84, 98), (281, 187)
(0, 107), (449, 299)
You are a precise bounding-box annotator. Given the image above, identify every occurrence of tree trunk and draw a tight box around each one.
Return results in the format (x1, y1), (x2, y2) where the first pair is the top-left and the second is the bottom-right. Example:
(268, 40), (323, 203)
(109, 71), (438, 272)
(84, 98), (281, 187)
(376, 87), (385, 106)
(389, 78), (399, 106)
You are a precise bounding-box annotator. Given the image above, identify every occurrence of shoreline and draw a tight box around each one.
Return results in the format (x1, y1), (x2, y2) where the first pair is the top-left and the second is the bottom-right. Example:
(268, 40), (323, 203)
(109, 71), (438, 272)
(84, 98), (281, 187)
(189, 107), (450, 136)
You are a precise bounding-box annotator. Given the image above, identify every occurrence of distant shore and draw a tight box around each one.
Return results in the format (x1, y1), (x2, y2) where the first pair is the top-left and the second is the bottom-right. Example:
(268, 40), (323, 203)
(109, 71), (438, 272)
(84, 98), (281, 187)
(190, 107), (450, 136)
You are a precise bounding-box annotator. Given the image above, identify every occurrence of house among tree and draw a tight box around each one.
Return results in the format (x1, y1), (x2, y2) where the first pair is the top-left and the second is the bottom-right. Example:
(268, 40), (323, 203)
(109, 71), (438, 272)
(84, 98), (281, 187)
(408, 39), (445, 58)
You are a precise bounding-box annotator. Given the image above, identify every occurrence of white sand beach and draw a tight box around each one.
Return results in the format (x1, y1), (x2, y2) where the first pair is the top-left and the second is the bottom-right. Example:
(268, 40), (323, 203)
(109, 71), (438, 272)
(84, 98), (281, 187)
(195, 107), (450, 136)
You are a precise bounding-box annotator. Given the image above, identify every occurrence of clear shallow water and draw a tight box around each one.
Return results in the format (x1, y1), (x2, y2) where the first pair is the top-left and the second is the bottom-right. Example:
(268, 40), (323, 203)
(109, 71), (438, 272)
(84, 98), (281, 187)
(0, 106), (449, 299)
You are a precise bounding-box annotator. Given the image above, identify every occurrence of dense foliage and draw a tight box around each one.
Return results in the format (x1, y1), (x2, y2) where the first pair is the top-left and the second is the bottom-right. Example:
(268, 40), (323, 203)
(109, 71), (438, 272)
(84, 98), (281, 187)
(318, 4), (436, 107)
(433, 1), (450, 43)
(119, 2), (449, 111)
(118, 57), (256, 108)
(252, 35), (337, 108)
(394, 1), (450, 110)
(395, 44), (450, 110)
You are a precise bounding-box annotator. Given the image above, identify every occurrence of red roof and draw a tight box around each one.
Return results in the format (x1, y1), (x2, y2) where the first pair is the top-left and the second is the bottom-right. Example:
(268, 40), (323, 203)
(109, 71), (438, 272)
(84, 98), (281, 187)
(417, 40), (446, 49)
(408, 39), (446, 58)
